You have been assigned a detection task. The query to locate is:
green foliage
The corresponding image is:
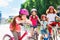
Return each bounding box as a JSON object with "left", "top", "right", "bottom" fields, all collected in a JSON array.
[
  {"left": 7, "top": 18, "right": 13, "bottom": 23},
  {"left": 21, "top": 0, "right": 60, "bottom": 17}
]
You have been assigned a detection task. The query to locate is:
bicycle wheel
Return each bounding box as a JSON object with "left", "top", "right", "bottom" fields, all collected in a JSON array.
[
  {"left": 33, "top": 32, "right": 39, "bottom": 40},
  {"left": 27, "top": 36, "right": 34, "bottom": 40},
  {"left": 49, "top": 37, "right": 53, "bottom": 40},
  {"left": 3, "top": 34, "right": 13, "bottom": 40}
]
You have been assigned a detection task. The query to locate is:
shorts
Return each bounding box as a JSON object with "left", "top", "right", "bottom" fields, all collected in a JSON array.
[
  {"left": 41, "top": 29, "right": 47, "bottom": 35},
  {"left": 49, "top": 22, "right": 60, "bottom": 27},
  {"left": 30, "top": 25, "right": 38, "bottom": 29}
]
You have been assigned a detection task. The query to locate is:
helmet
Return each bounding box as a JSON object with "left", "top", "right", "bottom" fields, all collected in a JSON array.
[
  {"left": 31, "top": 8, "right": 37, "bottom": 12},
  {"left": 41, "top": 14, "right": 46, "bottom": 19},
  {"left": 19, "top": 9, "right": 29, "bottom": 16},
  {"left": 49, "top": 6, "right": 54, "bottom": 10}
]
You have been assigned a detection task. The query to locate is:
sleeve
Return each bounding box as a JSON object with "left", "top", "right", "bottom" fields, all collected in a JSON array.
[
  {"left": 36, "top": 15, "right": 39, "bottom": 19},
  {"left": 29, "top": 15, "right": 32, "bottom": 20},
  {"left": 15, "top": 17, "right": 21, "bottom": 24}
]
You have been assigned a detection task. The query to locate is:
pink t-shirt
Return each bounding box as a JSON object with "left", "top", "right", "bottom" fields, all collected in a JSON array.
[
  {"left": 10, "top": 17, "right": 21, "bottom": 32},
  {"left": 29, "top": 15, "right": 38, "bottom": 26}
]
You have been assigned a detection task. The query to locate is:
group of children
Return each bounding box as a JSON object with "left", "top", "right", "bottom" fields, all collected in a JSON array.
[{"left": 10, "top": 6, "right": 60, "bottom": 40}]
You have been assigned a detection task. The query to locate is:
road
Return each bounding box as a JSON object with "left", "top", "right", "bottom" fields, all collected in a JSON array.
[
  {"left": 0, "top": 23, "right": 31, "bottom": 40},
  {"left": 0, "top": 23, "right": 60, "bottom": 40}
]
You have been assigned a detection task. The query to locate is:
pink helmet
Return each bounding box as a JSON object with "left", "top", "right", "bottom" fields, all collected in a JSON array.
[
  {"left": 19, "top": 9, "right": 29, "bottom": 16},
  {"left": 49, "top": 6, "right": 54, "bottom": 10}
]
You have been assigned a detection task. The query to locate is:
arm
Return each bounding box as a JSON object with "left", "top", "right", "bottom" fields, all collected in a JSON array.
[
  {"left": 26, "top": 20, "right": 32, "bottom": 25},
  {"left": 55, "top": 14, "right": 60, "bottom": 18},
  {"left": 46, "top": 17, "right": 49, "bottom": 22},
  {"left": 37, "top": 17, "right": 41, "bottom": 24},
  {"left": 46, "top": 14, "right": 49, "bottom": 22},
  {"left": 55, "top": 16, "right": 60, "bottom": 21},
  {"left": 16, "top": 19, "right": 26, "bottom": 24},
  {"left": 36, "top": 15, "right": 41, "bottom": 24}
]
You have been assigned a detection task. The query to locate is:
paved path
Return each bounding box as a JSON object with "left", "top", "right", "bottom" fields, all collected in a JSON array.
[
  {"left": 0, "top": 24, "right": 30, "bottom": 40},
  {"left": 0, "top": 24, "right": 60, "bottom": 40}
]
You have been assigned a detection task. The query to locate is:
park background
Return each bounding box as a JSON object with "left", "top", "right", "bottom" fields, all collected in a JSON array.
[
  {"left": 0, "top": 0, "right": 60, "bottom": 40},
  {"left": 0, "top": 0, "right": 60, "bottom": 23}
]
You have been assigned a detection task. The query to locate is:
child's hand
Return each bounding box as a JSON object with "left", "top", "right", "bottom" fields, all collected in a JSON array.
[{"left": 26, "top": 20, "right": 32, "bottom": 25}]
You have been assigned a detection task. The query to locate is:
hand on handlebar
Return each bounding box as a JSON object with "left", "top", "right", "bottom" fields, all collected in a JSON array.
[{"left": 25, "top": 20, "right": 32, "bottom": 26}]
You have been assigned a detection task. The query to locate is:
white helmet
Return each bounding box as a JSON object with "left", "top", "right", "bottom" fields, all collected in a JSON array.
[{"left": 31, "top": 8, "right": 37, "bottom": 12}]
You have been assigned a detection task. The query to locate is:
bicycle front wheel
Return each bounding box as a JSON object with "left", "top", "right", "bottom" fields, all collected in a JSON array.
[{"left": 3, "top": 34, "right": 13, "bottom": 40}]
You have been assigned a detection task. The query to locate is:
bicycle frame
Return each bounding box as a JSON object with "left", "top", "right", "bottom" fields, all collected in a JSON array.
[
  {"left": 3, "top": 31, "right": 27, "bottom": 40},
  {"left": 52, "top": 23, "right": 59, "bottom": 40}
]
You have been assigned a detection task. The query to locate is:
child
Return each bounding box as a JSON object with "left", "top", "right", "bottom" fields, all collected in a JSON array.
[
  {"left": 46, "top": 6, "right": 59, "bottom": 36},
  {"left": 29, "top": 8, "right": 40, "bottom": 37},
  {"left": 10, "top": 9, "right": 32, "bottom": 40},
  {"left": 40, "top": 14, "right": 49, "bottom": 40}
]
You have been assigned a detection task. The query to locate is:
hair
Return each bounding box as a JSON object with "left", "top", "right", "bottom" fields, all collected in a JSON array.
[
  {"left": 11, "top": 15, "right": 21, "bottom": 31},
  {"left": 48, "top": 9, "right": 55, "bottom": 14}
]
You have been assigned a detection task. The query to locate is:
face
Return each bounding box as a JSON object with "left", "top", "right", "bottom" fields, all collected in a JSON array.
[
  {"left": 21, "top": 15, "right": 27, "bottom": 20},
  {"left": 49, "top": 9, "right": 54, "bottom": 13},
  {"left": 32, "top": 11, "right": 36, "bottom": 16},
  {"left": 42, "top": 17, "right": 46, "bottom": 21}
]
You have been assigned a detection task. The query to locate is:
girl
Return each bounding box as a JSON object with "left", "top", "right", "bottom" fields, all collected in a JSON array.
[
  {"left": 40, "top": 14, "right": 49, "bottom": 40},
  {"left": 29, "top": 8, "right": 40, "bottom": 37},
  {"left": 46, "top": 6, "right": 59, "bottom": 36},
  {"left": 10, "top": 9, "right": 32, "bottom": 40}
]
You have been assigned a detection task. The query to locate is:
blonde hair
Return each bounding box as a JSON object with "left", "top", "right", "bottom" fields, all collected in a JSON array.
[{"left": 46, "top": 9, "right": 57, "bottom": 14}]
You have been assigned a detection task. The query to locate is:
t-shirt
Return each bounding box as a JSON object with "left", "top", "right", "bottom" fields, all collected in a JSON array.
[
  {"left": 29, "top": 15, "right": 38, "bottom": 26},
  {"left": 10, "top": 17, "right": 21, "bottom": 32},
  {"left": 47, "top": 13, "right": 57, "bottom": 24},
  {"left": 40, "top": 21, "right": 48, "bottom": 30}
]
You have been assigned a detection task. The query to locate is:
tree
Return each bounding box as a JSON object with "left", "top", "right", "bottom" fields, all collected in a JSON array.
[{"left": 21, "top": 0, "right": 60, "bottom": 17}]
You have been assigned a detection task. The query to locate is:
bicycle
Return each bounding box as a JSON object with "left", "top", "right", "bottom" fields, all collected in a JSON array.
[
  {"left": 28, "top": 27, "right": 39, "bottom": 40},
  {"left": 56, "top": 27, "right": 60, "bottom": 40},
  {"left": 2, "top": 22, "right": 31, "bottom": 40},
  {"left": 51, "top": 22, "right": 60, "bottom": 40},
  {"left": 3, "top": 29, "right": 27, "bottom": 40}
]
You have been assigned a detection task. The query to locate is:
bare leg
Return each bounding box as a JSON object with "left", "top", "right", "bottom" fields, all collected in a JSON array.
[
  {"left": 40, "top": 35, "right": 43, "bottom": 40},
  {"left": 35, "top": 28, "right": 39, "bottom": 34},
  {"left": 11, "top": 31, "right": 20, "bottom": 40},
  {"left": 30, "top": 27, "right": 34, "bottom": 37}
]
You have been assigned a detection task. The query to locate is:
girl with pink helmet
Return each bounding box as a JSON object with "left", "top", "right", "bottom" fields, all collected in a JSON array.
[{"left": 10, "top": 9, "right": 32, "bottom": 40}]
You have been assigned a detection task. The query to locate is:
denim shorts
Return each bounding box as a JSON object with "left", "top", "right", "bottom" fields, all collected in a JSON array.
[
  {"left": 30, "top": 25, "right": 37, "bottom": 29},
  {"left": 41, "top": 29, "right": 47, "bottom": 34}
]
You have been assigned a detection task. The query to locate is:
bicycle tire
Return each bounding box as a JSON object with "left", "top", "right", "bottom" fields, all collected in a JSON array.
[
  {"left": 3, "top": 34, "right": 13, "bottom": 40},
  {"left": 33, "top": 32, "right": 38, "bottom": 40}
]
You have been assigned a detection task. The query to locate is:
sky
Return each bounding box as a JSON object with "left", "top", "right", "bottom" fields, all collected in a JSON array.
[{"left": 0, "top": 0, "right": 26, "bottom": 18}]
